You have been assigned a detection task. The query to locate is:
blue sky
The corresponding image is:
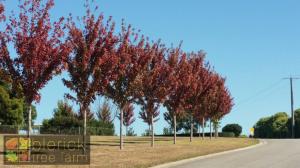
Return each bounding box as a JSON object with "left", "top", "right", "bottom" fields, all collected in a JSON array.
[{"left": 3, "top": 0, "right": 300, "bottom": 135}]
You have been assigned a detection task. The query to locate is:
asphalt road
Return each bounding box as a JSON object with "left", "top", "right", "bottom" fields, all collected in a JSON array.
[{"left": 172, "top": 139, "right": 300, "bottom": 168}]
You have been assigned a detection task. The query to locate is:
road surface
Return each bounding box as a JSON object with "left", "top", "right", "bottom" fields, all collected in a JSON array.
[{"left": 172, "top": 139, "right": 300, "bottom": 168}]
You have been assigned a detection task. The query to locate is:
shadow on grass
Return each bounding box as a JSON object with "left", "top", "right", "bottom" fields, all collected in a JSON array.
[
  {"left": 88, "top": 143, "right": 119, "bottom": 147},
  {"left": 89, "top": 139, "right": 174, "bottom": 147},
  {"left": 92, "top": 139, "right": 172, "bottom": 144},
  {"left": 92, "top": 140, "right": 146, "bottom": 144}
]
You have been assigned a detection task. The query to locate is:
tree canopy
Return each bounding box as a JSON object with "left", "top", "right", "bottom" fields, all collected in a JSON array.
[
  {"left": 254, "top": 112, "right": 290, "bottom": 138},
  {"left": 222, "top": 124, "right": 242, "bottom": 137},
  {"left": 0, "top": 1, "right": 234, "bottom": 150}
]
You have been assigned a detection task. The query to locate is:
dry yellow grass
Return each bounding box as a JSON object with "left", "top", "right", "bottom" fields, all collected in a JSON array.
[{"left": 0, "top": 135, "right": 258, "bottom": 168}]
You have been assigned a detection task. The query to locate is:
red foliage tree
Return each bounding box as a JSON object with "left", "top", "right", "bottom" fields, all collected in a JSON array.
[
  {"left": 139, "top": 106, "right": 159, "bottom": 131},
  {"left": 122, "top": 103, "right": 135, "bottom": 135},
  {"left": 105, "top": 22, "right": 147, "bottom": 149},
  {"left": 136, "top": 41, "right": 170, "bottom": 147},
  {"left": 206, "top": 76, "right": 234, "bottom": 138},
  {"left": 196, "top": 72, "right": 233, "bottom": 138},
  {"left": 184, "top": 51, "right": 216, "bottom": 142},
  {"left": 0, "top": 0, "right": 70, "bottom": 138},
  {"left": 63, "top": 3, "right": 118, "bottom": 139},
  {"left": 192, "top": 72, "right": 219, "bottom": 139},
  {"left": 164, "top": 47, "right": 193, "bottom": 144},
  {"left": 96, "top": 99, "right": 114, "bottom": 124},
  {"left": 0, "top": 2, "right": 5, "bottom": 22}
]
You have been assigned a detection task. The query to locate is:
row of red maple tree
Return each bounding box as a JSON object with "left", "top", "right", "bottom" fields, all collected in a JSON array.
[{"left": 0, "top": 0, "right": 233, "bottom": 149}]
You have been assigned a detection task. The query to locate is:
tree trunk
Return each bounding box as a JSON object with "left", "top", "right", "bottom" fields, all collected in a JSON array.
[
  {"left": 28, "top": 105, "right": 32, "bottom": 136},
  {"left": 120, "top": 107, "right": 124, "bottom": 150},
  {"left": 214, "top": 123, "right": 217, "bottom": 138},
  {"left": 125, "top": 126, "right": 128, "bottom": 136},
  {"left": 173, "top": 115, "right": 176, "bottom": 144},
  {"left": 210, "top": 119, "right": 212, "bottom": 140},
  {"left": 190, "top": 115, "right": 193, "bottom": 142},
  {"left": 28, "top": 104, "right": 32, "bottom": 161},
  {"left": 202, "top": 117, "right": 205, "bottom": 140},
  {"left": 214, "top": 120, "right": 218, "bottom": 139},
  {"left": 83, "top": 108, "right": 87, "bottom": 153},
  {"left": 151, "top": 115, "right": 154, "bottom": 147},
  {"left": 84, "top": 109, "right": 87, "bottom": 135},
  {"left": 198, "top": 124, "right": 201, "bottom": 137},
  {"left": 149, "top": 124, "right": 151, "bottom": 137}
]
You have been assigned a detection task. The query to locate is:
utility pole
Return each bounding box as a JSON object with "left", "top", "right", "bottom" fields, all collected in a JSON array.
[{"left": 283, "top": 77, "right": 300, "bottom": 138}]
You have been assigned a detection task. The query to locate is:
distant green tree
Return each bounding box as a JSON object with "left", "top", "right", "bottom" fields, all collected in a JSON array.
[
  {"left": 288, "top": 109, "right": 300, "bottom": 138},
  {"left": 295, "top": 109, "right": 300, "bottom": 138},
  {"left": 142, "top": 129, "right": 151, "bottom": 136},
  {"left": 126, "top": 127, "right": 136, "bottom": 136},
  {"left": 254, "top": 116, "right": 273, "bottom": 138},
  {"left": 0, "top": 86, "right": 23, "bottom": 126},
  {"left": 93, "top": 100, "right": 115, "bottom": 136},
  {"left": 41, "top": 100, "right": 115, "bottom": 135},
  {"left": 88, "top": 119, "right": 115, "bottom": 136},
  {"left": 41, "top": 100, "right": 81, "bottom": 134},
  {"left": 0, "top": 69, "right": 10, "bottom": 90},
  {"left": 163, "top": 127, "right": 173, "bottom": 135},
  {"left": 0, "top": 76, "right": 37, "bottom": 127},
  {"left": 222, "top": 123, "right": 242, "bottom": 137},
  {"left": 272, "top": 112, "right": 288, "bottom": 138},
  {"left": 96, "top": 100, "right": 114, "bottom": 124},
  {"left": 254, "top": 112, "right": 289, "bottom": 138}
]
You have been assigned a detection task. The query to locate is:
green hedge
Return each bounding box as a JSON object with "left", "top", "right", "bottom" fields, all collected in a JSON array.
[{"left": 220, "top": 132, "right": 235, "bottom": 137}]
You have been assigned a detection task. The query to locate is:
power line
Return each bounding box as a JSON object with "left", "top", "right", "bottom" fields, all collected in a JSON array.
[
  {"left": 233, "top": 79, "right": 284, "bottom": 110},
  {"left": 232, "top": 82, "right": 285, "bottom": 115}
]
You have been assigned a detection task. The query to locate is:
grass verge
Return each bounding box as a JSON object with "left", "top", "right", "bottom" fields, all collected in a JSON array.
[{"left": 0, "top": 135, "right": 258, "bottom": 168}]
